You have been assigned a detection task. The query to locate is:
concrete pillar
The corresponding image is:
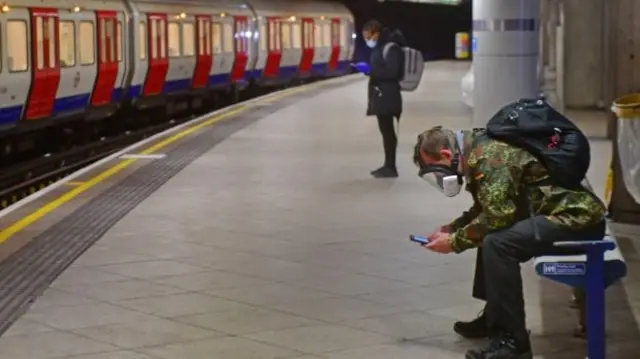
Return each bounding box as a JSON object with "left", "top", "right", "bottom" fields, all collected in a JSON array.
[{"left": 472, "top": 0, "right": 541, "bottom": 127}]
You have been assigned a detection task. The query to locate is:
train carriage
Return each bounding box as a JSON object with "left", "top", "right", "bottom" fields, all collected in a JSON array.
[{"left": 0, "top": 0, "right": 354, "bottom": 138}]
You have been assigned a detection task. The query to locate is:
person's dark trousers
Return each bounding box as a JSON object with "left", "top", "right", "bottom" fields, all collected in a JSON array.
[
  {"left": 481, "top": 215, "right": 606, "bottom": 344},
  {"left": 376, "top": 114, "right": 398, "bottom": 170}
]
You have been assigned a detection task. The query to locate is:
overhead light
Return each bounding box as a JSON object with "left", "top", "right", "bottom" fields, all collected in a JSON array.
[
  {"left": 1, "top": 4, "right": 10, "bottom": 13},
  {"left": 72, "top": 6, "right": 81, "bottom": 13},
  {"left": 179, "top": 12, "right": 186, "bottom": 19}
]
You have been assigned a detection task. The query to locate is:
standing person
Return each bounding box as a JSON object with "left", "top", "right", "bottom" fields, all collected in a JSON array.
[{"left": 358, "top": 19, "right": 407, "bottom": 178}]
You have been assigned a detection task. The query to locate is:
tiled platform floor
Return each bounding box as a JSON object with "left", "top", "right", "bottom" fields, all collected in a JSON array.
[{"left": 1, "top": 62, "right": 639, "bottom": 359}]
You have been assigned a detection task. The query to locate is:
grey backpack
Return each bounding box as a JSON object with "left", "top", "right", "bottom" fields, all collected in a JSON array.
[{"left": 383, "top": 42, "right": 424, "bottom": 92}]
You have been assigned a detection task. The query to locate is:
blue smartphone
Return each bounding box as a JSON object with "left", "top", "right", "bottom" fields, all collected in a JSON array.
[{"left": 410, "top": 235, "right": 430, "bottom": 245}]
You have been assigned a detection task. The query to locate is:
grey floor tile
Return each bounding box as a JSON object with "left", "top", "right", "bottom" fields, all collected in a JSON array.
[
  {"left": 61, "top": 279, "right": 187, "bottom": 302},
  {"left": 114, "top": 292, "right": 255, "bottom": 318},
  {"left": 71, "top": 247, "right": 156, "bottom": 267},
  {"left": 151, "top": 269, "right": 274, "bottom": 292},
  {"left": 175, "top": 306, "right": 320, "bottom": 335},
  {"left": 65, "top": 352, "right": 157, "bottom": 359},
  {"left": 139, "top": 336, "right": 302, "bottom": 359},
  {"left": 245, "top": 324, "right": 392, "bottom": 354},
  {"left": 23, "top": 302, "right": 156, "bottom": 330},
  {"left": 29, "top": 288, "right": 97, "bottom": 310},
  {"left": 322, "top": 343, "right": 463, "bottom": 359},
  {"left": 1, "top": 318, "right": 55, "bottom": 337},
  {"left": 0, "top": 331, "right": 117, "bottom": 359},
  {"left": 206, "top": 282, "right": 338, "bottom": 307},
  {"left": 97, "top": 260, "right": 205, "bottom": 279},
  {"left": 340, "top": 310, "right": 456, "bottom": 340},
  {"left": 269, "top": 296, "right": 406, "bottom": 323},
  {"left": 291, "top": 271, "right": 414, "bottom": 296},
  {"left": 50, "top": 267, "right": 131, "bottom": 288},
  {"left": 71, "top": 318, "right": 222, "bottom": 349},
  {"left": 357, "top": 286, "right": 474, "bottom": 312}
]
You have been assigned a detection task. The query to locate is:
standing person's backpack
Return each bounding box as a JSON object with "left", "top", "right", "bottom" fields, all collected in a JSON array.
[
  {"left": 383, "top": 43, "right": 423, "bottom": 92},
  {"left": 481, "top": 97, "right": 591, "bottom": 189}
]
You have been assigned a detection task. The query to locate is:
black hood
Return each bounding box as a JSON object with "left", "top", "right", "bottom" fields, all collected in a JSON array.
[{"left": 379, "top": 28, "right": 408, "bottom": 47}]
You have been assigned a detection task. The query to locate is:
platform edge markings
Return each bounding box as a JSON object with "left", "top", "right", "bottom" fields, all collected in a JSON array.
[
  {"left": 0, "top": 74, "right": 364, "bottom": 221},
  {"left": 0, "top": 76, "right": 363, "bottom": 244},
  {"left": 0, "top": 79, "right": 359, "bottom": 338}
]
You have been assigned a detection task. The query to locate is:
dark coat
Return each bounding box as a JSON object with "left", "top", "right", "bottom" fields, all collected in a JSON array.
[{"left": 366, "top": 28, "right": 407, "bottom": 118}]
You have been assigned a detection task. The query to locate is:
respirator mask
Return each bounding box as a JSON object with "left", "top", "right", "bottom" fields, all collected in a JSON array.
[{"left": 415, "top": 130, "right": 466, "bottom": 197}]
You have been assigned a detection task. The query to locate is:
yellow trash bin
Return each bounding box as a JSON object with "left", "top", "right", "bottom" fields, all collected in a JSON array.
[
  {"left": 455, "top": 32, "right": 469, "bottom": 60},
  {"left": 611, "top": 93, "right": 640, "bottom": 204}
]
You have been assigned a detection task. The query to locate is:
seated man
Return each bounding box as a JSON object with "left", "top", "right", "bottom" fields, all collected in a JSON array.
[{"left": 413, "top": 126, "right": 606, "bottom": 359}]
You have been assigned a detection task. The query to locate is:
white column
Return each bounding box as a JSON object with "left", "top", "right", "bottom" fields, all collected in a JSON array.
[{"left": 472, "top": 0, "right": 541, "bottom": 127}]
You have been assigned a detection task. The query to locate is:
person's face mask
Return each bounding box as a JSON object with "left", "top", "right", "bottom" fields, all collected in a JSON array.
[
  {"left": 363, "top": 30, "right": 378, "bottom": 49},
  {"left": 414, "top": 131, "right": 465, "bottom": 197},
  {"left": 365, "top": 39, "right": 377, "bottom": 49}
]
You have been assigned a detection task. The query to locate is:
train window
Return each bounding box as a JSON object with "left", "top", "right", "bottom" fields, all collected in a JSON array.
[
  {"left": 223, "top": 23, "right": 233, "bottom": 52},
  {"left": 99, "top": 19, "right": 106, "bottom": 63},
  {"left": 197, "top": 19, "right": 205, "bottom": 55},
  {"left": 35, "top": 17, "right": 44, "bottom": 70},
  {"left": 268, "top": 21, "right": 274, "bottom": 51},
  {"left": 168, "top": 22, "right": 180, "bottom": 57},
  {"left": 322, "top": 24, "right": 330, "bottom": 47},
  {"left": 212, "top": 22, "right": 222, "bottom": 54},
  {"left": 281, "top": 23, "right": 290, "bottom": 49},
  {"left": 340, "top": 21, "right": 348, "bottom": 47},
  {"left": 234, "top": 21, "right": 243, "bottom": 52},
  {"left": 150, "top": 20, "right": 157, "bottom": 59},
  {"left": 7, "top": 21, "right": 28, "bottom": 72},
  {"left": 260, "top": 23, "right": 266, "bottom": 51},
  {"left": 332, "top": 22, "right": 339, "bottom": 46},
  {"left": 182, "top": 22, "right": 195, "bottom": 57},
  {"left": 59, "top": 21, "right": 75, "bottom": 67},
  {"left": 159, "top": 19, "right": 167, "bottom": 58},
  {"left": 106, "top": 19, "right": 116, "bottom": 63},
  {"left": 116, "top": 21, "right": 122, "bottom": 62},
  {"left": 139, "top": 21, "right": 147, "bottom": 60},
  {"left": 292, "top": 23, "right": 301, "bottom": 49},
  {"left": 47, "top": 18, "right": 56, "bottom": 68},
  {"left": 79, "top": 21, "right": 95, "bottom": 65},
  {"left": 314, "top": 23, "right": 322, "bottom": 47}
]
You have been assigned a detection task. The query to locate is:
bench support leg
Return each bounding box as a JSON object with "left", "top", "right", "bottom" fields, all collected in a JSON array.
[{"left": 586, "top": 247, "right": 606, "bottom": 359}]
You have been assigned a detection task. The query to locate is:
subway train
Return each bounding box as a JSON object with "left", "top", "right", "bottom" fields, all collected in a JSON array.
[{"left": 0, "top": 0, "right": 355, "bottom": 142}]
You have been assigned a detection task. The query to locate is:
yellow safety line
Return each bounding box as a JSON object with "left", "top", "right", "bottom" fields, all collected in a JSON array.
[
  {"left": 0, "top": 83, "right": 315, "bottom": 244},
  {"left": 64, "top": 181, "right": 85, "bottom": 186}
]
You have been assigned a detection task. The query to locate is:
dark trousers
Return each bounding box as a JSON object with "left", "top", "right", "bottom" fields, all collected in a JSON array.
[
  {"left": 376, "top": 115, "right": 398, "bottom": 169},
  {"left": 471, "top": 215, "right": 606, "bottom": 340}
]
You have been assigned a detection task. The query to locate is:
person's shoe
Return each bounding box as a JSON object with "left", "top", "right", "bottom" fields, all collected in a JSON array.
[
  {"left": 370, "top": 166, "right": 386, "bottom": 175},
  {"left": 465, "top": 333, "right": 532, "bottom": 359},
  {"left": 454, "top": 311, "right": 491, "bottom": 339},
  {"left": 371, "top": 166, "right": 398, "bottom": 178}
]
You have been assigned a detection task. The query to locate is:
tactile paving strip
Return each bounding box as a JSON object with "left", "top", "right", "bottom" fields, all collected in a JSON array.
[{"left": 0, "top": 78, "right": 362, "bottom": 336}]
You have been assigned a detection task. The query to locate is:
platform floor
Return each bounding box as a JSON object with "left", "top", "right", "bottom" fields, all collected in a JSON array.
[{"left": 1, "top": 62, "right": 639, "bottom": 359}]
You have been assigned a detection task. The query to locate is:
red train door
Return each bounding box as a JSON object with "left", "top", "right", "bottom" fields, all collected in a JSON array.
[
  {"left": 193, "top": 16, "right": 212, "bottom": 88},
  {"left": 328, "top": 18, "right": 341, "bottom": 71},
  {"left": 263, "top": 17, "right": 281, "bottom": 77},
  {"left": 143, "top": 13, "right": 169, "bottom": 96},
  {"left": 231, "top": 16, "right": 248, "bottom": 82},
  {"left": 299, "top": 18, "right": 314, "bottom": 74},
  {"left": 25, "top": 8, "right": 61, "bottom": 120},
  {"left": 91, "top": 11, "right": 119, "bottom": 106}
]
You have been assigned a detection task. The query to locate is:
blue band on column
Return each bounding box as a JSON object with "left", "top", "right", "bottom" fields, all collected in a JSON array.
[{"left": 472, "top": 18, "right": 539, "bottom": 32}]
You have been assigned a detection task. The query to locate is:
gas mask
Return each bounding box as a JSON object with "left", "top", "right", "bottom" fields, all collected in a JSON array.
[{"left": 415, "top": 130, "right": 466, "bottom": 197}]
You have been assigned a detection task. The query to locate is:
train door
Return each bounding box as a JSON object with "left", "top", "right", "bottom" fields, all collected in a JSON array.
[
  {"left": 328, "top": 18, "right": 341, "bottom": 72},
  {"left": 263, "top": 17, "right": 281, "bottom": 78},
  {"left": 193, "top": 15, "right": 212, "bottom": 88},
  {"left": 231, "top": 16, "right": 248, "bottom": 82},
  {"left": 143, "top": 13, "right": 168, "bottom": 96},
  {"left": 0, "top": 9, "right": 32, "bottom": 126},
  {"left": 299, "top": 18, "right": 314, "bottom": 74},
  {"left": 91, "top": 11, "right": 118, "bottom": 106},
  {"left": 209, "top": 18, "right": 234, "bottom": 87},
  {"left": 25, "top": 8, "right": 61, "bottom": 120},
  {"left": 113, "top": 12, "right": 127, "bottom": 101},
  {"left": 55, "top": 8, "right": 97, "bottom": 115}
]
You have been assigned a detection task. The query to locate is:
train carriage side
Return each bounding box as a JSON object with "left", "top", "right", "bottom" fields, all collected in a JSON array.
[
  {"left": 249, "top": 1, "right": 292, "bottom": 87},
  {"left": 311, "top": 3, "right": 353, "bottom": 78}
]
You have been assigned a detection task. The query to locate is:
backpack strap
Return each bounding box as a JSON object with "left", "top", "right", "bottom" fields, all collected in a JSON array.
[{"left": 382, "top": 42, "right": 397, "bottom": 60}]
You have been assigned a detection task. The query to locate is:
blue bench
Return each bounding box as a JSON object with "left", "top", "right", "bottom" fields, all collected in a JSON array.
[{"left": 533, "top": 182, "right": 627, "bottom": 359}]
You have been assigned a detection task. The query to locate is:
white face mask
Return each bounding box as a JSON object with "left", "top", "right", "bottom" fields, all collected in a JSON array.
[{"left": 365, "top": 39, "right": 377, "bottom": 49}]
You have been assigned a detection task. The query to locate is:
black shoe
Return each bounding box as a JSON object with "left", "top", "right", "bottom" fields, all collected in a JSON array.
[
  {"left": 370, "top": 166, "right": 386, "bottom": 175},
  {"left": 465, "top": 333, "right": 532, "bottom": 359},
  {"left": 454, "top": 311, "right": 491, "bottom": 339},
  {"left": 371, "top": 166, "right": 398, "bottom": 178}
]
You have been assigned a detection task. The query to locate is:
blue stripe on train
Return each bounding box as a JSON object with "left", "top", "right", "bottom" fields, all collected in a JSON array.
[{"left": 0, "top": 61, "right": 354, "bottom": 126}]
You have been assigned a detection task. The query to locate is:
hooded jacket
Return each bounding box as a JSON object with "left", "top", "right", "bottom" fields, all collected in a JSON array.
[{"left": 366, "top": 28, "right": 408, "bottom": 117}]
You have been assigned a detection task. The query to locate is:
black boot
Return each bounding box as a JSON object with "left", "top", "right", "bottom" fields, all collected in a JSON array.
[
  {"left": 371, "top": 166, "right": 398, "bottom": 178},
  {"left": 454, "top": 311, "right": 491, "bottom": 339},
  {"left": 465, "top": 332, "right": 532, "bottom": 359}
]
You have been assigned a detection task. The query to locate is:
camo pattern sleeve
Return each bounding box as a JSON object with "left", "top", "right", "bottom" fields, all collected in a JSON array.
[
  {"left": 447, "top": 201, "right": 482, "bottom": 231},
  {"left": 448, "top": 143, "right": 523, "bottom": 253}
]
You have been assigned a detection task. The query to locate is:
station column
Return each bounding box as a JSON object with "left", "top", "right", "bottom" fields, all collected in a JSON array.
[{"left": 472, "top": 0, "right": 541, "bottom": 127}]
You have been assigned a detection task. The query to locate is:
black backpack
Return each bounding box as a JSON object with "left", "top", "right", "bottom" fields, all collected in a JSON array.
[{"left": 480, "top": 97, "right": 590, "bottom": 189}]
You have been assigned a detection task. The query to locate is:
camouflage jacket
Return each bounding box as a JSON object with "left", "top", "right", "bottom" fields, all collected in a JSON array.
[{"left": 447, "top": 130, "right": 606, "bottom": 253}]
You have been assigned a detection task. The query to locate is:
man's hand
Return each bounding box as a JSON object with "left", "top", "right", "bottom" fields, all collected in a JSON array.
[{"left": 425, "top": 232, "right": 454, "bottom": 254}]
